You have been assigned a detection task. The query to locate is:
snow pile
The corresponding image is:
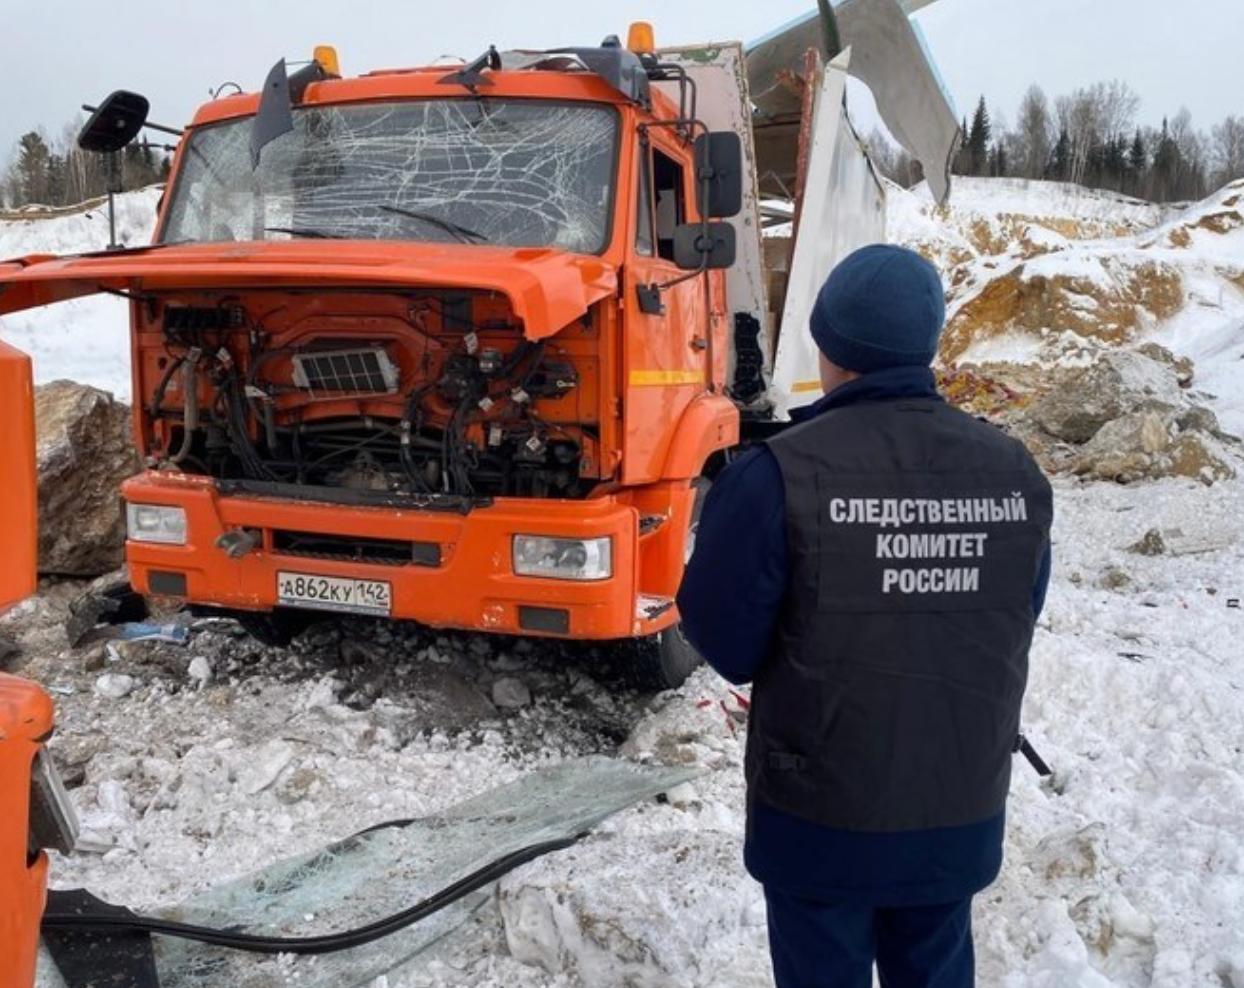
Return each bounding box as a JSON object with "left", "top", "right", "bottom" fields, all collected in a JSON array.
[
  {"left": 0, "top": 188, "right": 160, "bottom": 401},
  {"left": 2, "top": 177, "right": 1243, "bottom": 986},
  {"left": 888, "top": 177, "right": 1178, "bottom": 305},
  {"left": 889, "top": 177, "right": 1244, "bottom": 446}
]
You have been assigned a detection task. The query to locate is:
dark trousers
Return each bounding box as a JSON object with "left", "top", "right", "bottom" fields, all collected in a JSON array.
[{"left": 764, "top": 890, "right": 974, "bottom": 988}]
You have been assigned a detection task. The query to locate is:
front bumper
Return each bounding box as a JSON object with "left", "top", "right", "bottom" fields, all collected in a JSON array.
[{"left": 121, "top": 472, "right": 672, "bottom": 640}]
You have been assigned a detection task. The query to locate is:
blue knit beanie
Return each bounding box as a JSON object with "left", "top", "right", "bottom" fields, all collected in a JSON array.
[{"left": 809, "top": 244, "right": 945, "bottom": 372}]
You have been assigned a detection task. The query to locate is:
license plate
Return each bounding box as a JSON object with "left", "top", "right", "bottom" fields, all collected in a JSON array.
[{"left": 276, "top": 571, "right": 392, "bottom": 616}]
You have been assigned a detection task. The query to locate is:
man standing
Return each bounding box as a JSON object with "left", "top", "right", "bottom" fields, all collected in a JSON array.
[{"left": 677, "top": 244, "right": 1053, "bottom": 988}]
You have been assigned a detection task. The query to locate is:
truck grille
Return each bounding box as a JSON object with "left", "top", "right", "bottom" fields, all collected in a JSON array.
[{"left": 272, "top": 530, "right": 440, "bottom": 567}]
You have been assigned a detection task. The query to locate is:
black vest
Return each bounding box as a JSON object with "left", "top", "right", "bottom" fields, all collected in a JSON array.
[{"left": 750, "top": 397, "right": 1053, "bottom": 832}]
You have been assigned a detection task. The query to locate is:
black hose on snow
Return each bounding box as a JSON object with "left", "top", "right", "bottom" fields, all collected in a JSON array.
[{"left": 42, "top": 832, "right": 586, "bottom": 956}]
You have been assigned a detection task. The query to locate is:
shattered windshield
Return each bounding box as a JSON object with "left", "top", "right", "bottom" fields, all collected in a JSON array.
[
  {"left": 37, "top": 758, "right": 700, "bottom": 988},
  {"left": 161, "top": 99, "right": 619, "bottom": 253}
]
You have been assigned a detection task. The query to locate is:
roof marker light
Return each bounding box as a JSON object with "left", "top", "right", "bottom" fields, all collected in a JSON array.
[
  {"left": 626, "top": 22, "right": 656, "bottom": 55},
  {"left": 314, "top": 45, "right": 341, "bottom": 77}
]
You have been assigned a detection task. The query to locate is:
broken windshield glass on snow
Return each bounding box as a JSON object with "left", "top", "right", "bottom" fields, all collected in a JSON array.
[
  {"left": 37, "top": 756, "right": 700, "bottom": 988},
  {"left": 162, "top": 99, "right": 619, "bottom": 253}
]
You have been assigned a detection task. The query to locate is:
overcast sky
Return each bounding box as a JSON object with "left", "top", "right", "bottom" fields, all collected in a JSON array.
[{"left": 3, "top": 0, "right": 1240, "bottom": 160}]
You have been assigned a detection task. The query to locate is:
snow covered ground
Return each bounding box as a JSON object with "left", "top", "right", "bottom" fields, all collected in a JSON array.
[
  {"left": 3, "top": 179, "right": 1244, "bottom": 987},
  {"left": 0, "top": 189, "right": 160, "bottom": 401}
]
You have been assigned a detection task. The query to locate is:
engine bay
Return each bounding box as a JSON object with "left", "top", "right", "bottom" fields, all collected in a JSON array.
[{"left": 134, "top": 289, "right": 608, "bottom": 505}]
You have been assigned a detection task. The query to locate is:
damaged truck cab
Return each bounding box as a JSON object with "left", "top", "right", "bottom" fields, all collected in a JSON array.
[
  {"left": 0, "top": 7, "right": 959, "bottom": 686},
  {"left": 125, "top": 56, "right": 740, "bottom": 659}
]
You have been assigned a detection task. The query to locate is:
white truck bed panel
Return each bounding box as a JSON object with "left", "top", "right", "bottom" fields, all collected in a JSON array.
[{"left": 769, "top": 50, "right": 887, "bottom": 419}]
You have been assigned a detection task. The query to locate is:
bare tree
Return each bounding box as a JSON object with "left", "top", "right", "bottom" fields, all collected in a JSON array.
[
  {"left": 1170, "top": 107, "right": 1209, "bottom": 199},
  {"left": 1097, "top": 80, "right": 1141, "bottom": 141},
  {"left": 1054, "top": 81, "right": 1141, "bottom": 186},
  {"left": 1015, "top": 85, "right": 1053, "bottom": 179},
  {"left": 1211, "top": 115, "right": 1244, "bottom": 187}
]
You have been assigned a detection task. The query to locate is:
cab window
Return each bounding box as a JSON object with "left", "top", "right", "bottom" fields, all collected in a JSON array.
[
  {"left": 635, "top": 149, "right": 655, "bottom": 256},
  {"left": 651, "top": 147, "right": 686, "bottom": 262}
]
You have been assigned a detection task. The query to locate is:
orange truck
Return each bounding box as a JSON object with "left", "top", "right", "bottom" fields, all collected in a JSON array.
[{"left": 0, "top": 4, "right": 956, "bottom": 687}]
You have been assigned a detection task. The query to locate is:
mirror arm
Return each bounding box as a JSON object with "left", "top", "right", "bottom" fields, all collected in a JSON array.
[{"left": 82, "top": 105, "right": 183, "bottom": 138}]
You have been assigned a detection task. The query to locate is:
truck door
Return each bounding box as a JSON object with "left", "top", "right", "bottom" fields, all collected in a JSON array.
[{"left": 620, "top": 134, "right": 712, "bottom": 485}]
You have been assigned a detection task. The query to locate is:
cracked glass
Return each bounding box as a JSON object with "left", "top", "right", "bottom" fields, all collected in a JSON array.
[
  {"left": 162, "top": 99, "right": 620, "bottom": 254},
  {"left": 38, "top": 757, "right": 699, "bottom": 988}
]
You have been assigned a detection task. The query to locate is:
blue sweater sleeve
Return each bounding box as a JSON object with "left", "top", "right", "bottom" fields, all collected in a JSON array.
[{"left": 676, "top": 447, "right": 789, "bottom": 685}]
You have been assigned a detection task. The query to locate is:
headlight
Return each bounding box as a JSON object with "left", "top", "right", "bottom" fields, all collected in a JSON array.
[
  {"left": 513, "top": 535, "right": 612, "bottom": 581},
  {"left": 126, "top": 503, "right": 187, "bottom": 545}
]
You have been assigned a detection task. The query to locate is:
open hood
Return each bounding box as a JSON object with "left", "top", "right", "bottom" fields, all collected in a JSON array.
[{"left": 0, "top": 240, "right": 618, "bottom": 341}]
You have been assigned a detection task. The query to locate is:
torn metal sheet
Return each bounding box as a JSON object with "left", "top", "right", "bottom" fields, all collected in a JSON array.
[
  {"left": 37, "top": 757, "right": 700, "bottom": 988},
  {"left": 746, "top": 0, "right": 960, "bottom": 204},
  {"left": 769, "top": 51, "right": 886, "bottom": 418}
]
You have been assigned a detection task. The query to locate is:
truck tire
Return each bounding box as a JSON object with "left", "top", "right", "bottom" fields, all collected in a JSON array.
[{"left": 633, "top": 480, "right": 709, "bottom": 690}]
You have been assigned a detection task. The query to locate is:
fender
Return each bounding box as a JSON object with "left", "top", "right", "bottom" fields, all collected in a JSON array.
[{"left": 661, "top": 393, "right": 739, "bottom": 480}]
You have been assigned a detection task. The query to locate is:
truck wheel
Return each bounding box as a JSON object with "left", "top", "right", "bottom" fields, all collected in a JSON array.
[
  {"left": 634, "top": 479, "right": 709, "bottom": 690},
  {"left": 645, "top": 623, "right": 703, "bottom": 690}
]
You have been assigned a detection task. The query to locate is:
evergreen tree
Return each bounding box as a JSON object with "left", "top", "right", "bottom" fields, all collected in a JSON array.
[
  {"left": 1103, "top": 137, "right": 1128, "bottom": 192},
  {"left": 1048, "top": 128, "right": 1071, "bottom": 181},
  {"left": 989, "top": 142, "right": 1008, "bottom": 178},
  {"left": 45, "top": 154, "right": 67, "bottom": 205},
  {"left": 1151, "top": 118, "right": 1181, "bottom": 202},
  {"left": 16, "top": 131, "right": 52, "bottom": 205},
  {"left": 1128, "top": 129, "right": 1147, "bottom": 193},
  {"left": 967, "top": 97, "right": 992, "bottom": 176}
]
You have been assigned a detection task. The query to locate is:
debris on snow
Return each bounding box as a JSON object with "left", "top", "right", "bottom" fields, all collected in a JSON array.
[
  {"left": 187, "top": 655, "right": 213, "bottom": 690},
  {"left": 92, "top": 672, "right": 135, "bottom": 699}
]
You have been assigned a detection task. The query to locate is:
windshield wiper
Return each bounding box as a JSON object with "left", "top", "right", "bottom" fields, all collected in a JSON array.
[
  {"left": 378, "top": 204, "right": 488, "bottom": 244},
  {"left": 263, "top": 225, "right": 345, "bottom": 240}
]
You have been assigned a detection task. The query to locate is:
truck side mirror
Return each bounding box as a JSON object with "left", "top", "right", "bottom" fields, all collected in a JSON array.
[
  {"left": 694, "top": 131, "right": 743, "bottom": 219},
  {"left": 673, "top": 221, "right": 736, "bottom": 271},
  {"left": 78, "top": 91, "right": 150, "bottom": 153}
]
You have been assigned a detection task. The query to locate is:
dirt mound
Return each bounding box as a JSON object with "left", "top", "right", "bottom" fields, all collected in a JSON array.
[
  {"left": 941, "top": 259, "right": 1184, "bottom": 361},
  {"left": 889, "top": 179, "right": 1244, "bottom": 380}
]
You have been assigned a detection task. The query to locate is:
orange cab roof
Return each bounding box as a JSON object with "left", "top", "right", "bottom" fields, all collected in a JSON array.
[{"left": 190, "top": 65, "right": 681, "bottom": 130}]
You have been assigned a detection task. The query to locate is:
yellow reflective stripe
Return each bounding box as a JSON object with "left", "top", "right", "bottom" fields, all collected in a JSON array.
[
  {"left": 791, "top": 379, "right": 823, "bottom": 394},
  {"left": 629, "top": 369, "right": 705, "bottom": 386}
]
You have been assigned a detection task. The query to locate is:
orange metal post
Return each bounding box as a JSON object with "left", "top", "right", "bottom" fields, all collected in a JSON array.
[
  {"left": 0, "top": 339, "right": 47, "bottom": 988},
  {"left": 0, "top": 339, "right": 37, "bottom": 611}
]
